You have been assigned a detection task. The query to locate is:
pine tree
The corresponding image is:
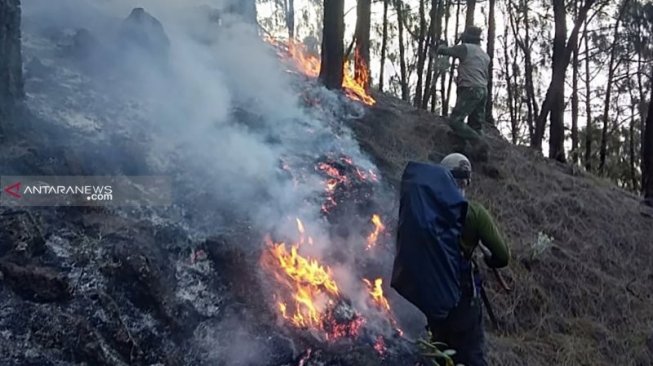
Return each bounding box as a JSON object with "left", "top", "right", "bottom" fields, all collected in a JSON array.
[{"left": 319, "top": 0, "right": 345, "bottom": 90}]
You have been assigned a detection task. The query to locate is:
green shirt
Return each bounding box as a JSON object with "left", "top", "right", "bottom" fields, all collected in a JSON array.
[{"left": 460, "top": 200, "right": 510, "bottom": 268}]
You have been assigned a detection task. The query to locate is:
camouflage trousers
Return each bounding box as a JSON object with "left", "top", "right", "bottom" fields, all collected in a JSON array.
[{"left": 448, "top": 86, "right": 488, "bottom": 141}]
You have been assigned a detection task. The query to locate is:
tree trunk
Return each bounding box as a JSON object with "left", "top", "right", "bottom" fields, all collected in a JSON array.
[
  {"left": 570, "top": 1, "right": 580, "bottom": 164},
  {"left": 439, "top": 0, "right": 451, "bottom": 113},
  {"left": 503, "top": 16, "right": 516, "bottom": 143},
  {"left": 584, "top": 19, "right": 593, "bottom": 172},
  {"left": 379, "top": 0, "right": 389, "bottom": 92},
  {"left": 599, "top": 0, "right": 628, "bottom": 175},
  {"left": 421, "top": 0, "right": 437, "bottom": 110},
  {"left": 445, "top": 0, "right": 462, "bottom": 114},
  {"left": 354, "top": 0, "right": 371, "bottom": 89},
  {"left": 0, "top": 0, "right": 24, "bottom": 121},
  {"left": 506, "top": 64, "right": 517, "bottom": 143},
  {"left": 319, "top": 0, "right": 345, "bottom": 90},
  {"left": 287, "top": 0, "right": 295, "bottom": 39},
  {"left": 396, "top": 0, "right": 409, "bottom": 101},
  {"left": 547, "top": 0, "right": 568, "bottom": 163},
  {"left": 521, "top": 0, "right": 538, "bottom": 145},
  {"left": 414, "top": 0, "right": 428, "bottom": 107},
  {"left": 534, "top": 0, "right": 597, "bottom": 158},
  {"left": 643, "top": 82, "right": 653, "bottom": 202},
  {"left": 485, "top": 0, "right": 496, "bottom": 124},
  {"left": 422, "top": 0, "right": 444, "bottom": 110},
  {"left": 465, "top": 0, "right": 476, "bottom": 27},
  {"left": 630, "top": 101, "right": 638, "bottom": 192}
]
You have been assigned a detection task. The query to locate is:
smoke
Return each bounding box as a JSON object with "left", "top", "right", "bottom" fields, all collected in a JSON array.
[{"left": 20, "top": 0, "right": 422, "bottom": 353}]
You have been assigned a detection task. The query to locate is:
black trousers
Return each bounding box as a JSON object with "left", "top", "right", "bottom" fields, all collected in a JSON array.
[{"left": 428, "top": 296, "right": 487, "bottom": 366}]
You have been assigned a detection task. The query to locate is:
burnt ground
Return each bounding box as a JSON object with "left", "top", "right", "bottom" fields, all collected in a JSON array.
[
  {"left": 351, "top": 92, "right": 653, "bottom": 365},
  {"left": 0, "top": 106, "right": 418, "bottom": 366}
]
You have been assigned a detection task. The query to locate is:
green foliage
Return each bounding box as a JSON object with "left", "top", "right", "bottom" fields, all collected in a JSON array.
[{"left": 417, "top": 337, "right": 460, "bottom": 366}]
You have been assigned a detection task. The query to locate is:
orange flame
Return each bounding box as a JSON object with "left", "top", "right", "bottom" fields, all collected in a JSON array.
[
  {"left": 363, "top": 278, "right": 391, "bottom": 311},
  {"left": 266, "top": 37, "right": 376, "bottom": 105},
  {"left": 366, "top": 214, "right": 385, "bottom": 249},
  {"left": 263, "top": 222, "right": 403, "bottom": 342},
  {"left": 345, "top": 49, "right": 375, "bottom": 105},
  {"left": 262, "top": 236, "right": 341, "bottom": 331},
  {"left": 270, "top": 242, "right": 339, "bottom": 296}
]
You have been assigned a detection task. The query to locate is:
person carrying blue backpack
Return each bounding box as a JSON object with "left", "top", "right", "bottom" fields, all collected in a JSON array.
[{"left": 391, "top": 153, "right": 510, "bottom": 366}]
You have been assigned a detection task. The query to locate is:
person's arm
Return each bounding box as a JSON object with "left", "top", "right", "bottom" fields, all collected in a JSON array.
[
  {"left": 436, "top": 44, "right": 467, "bottom": 59},
  {"left": 475, "top": 204, "right": 510, "bottom": 268}
]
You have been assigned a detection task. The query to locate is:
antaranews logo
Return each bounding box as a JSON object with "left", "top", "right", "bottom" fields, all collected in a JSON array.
[
  {"left": 3, "top": 182, "right": 22, "bottom": 199},
  {"left": 1, "top": 176, "right": 172, "bottom": 207}
]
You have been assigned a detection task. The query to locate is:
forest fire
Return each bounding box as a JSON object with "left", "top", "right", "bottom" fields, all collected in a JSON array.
[
  {"left": 315, "top": 155, "right": 379, "bottom": 216},
  {"left": 263, "top": 237, "right": 340, "bottom": 330},
  {"left": 266, "top": 37, "right": 376, "bottom": 105},
  {"left": 262, "top": 230, "right": 392, "bottom": 340},
  {"left": 261, "top": 213, "right": 397, "bottom": 342}
]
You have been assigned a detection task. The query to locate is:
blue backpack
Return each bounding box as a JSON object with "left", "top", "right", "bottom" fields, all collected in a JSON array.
[{"left": 390, "top": 162, "right": 469, "bottom": 320}]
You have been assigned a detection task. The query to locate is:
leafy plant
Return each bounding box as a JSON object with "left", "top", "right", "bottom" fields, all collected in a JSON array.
[{"left": 416, "top": 337, "right": 460, "bottom": 366}]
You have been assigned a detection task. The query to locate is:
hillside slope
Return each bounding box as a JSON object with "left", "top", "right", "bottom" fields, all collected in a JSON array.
[{"left": 351, "top": 92, "right": 653, "bottom": 365}]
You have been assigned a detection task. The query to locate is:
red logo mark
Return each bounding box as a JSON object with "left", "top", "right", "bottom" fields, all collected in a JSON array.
[{"left": 4, "top": 182, "right": 22, "bottom": 199}]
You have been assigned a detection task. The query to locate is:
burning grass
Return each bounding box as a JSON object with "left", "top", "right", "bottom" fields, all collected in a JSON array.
[{"left": 260, "top": 215, "right": 395, "bottom": 343}]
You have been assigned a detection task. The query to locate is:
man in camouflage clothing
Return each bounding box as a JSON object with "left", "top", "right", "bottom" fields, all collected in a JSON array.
[{"left": 436, "top": 26, "right": 491, "bottom": 141}]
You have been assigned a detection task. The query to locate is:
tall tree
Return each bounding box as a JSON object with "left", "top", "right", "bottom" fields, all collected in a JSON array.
[
  {"left": 583, "top": 19, "right": 593, "bottom": 171},
  {"left": 629, "top": 81, "right": 639, "bottom": 191},
  {"left": 521, "top": 0, "right": 538, "bottom": 143},
  {"left": 502, "top": 19, "right": 517, "bottom": 143},
  {"left": 547, "top": 0, "right": 570, "bottom": 162},
  {"left": 571, "top": 1, "right": 580, "bottom": 164},
  {"left": 0, "top": 0, "right": 24, "bottom": 122},
  {"left": 599, "top": 0, "right": 629, "bottom": 175},
  {"left": 444, "top": 0, "right": 462, "bottom": 114},
  {"left": 319, "top": 0, "right": 345, "bottom": 90},
  {"left": 643, "top": 81, "right": 653, "bottom": 203},
  {"left": 534, "top": 0, "right": 598, "bottom": 161},
  {"left": 465, "top": 0, "right": 476, "bottom": 27},
  {"left": 414, "top": 0, "right": 428, "bottom": 106},
  {"left": 354, "top": 0, "right": 372, "bottom": 89},
  {"left": 286, "top": 0, "right": 295, "bottom": 39},
  {"left": 486, "top": 0, "right": 496, "bottom": 124},
  {"left": 439, "top": 0, "right": 452, "bottom": 112},
  {"left": 379, "top": 0, "right": 389, "bottom": 92},
  {"left": 395, "top": 0, "right": 409, "bottom": 101},
  {"left": 423, "top": 0, "right": 445, "bottom": 110}
]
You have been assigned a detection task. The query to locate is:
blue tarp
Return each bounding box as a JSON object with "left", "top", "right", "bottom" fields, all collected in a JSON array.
[{"left": 390, "top": 161, "right": 468, "bottom": 320}]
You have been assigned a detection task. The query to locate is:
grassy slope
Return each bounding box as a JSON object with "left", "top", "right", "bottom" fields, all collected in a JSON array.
[{"left": 351, "top": 93, "right": 653, "bottom": 366}]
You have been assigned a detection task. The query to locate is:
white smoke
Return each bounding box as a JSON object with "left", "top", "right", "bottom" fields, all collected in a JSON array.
[{"left": 21, "top": 0, "right": 422, "bottom": 354}]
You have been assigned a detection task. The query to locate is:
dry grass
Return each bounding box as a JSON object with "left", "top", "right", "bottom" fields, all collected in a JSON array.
[{"left": 351, "top": 93, "right": 653, "bottom": 365}]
